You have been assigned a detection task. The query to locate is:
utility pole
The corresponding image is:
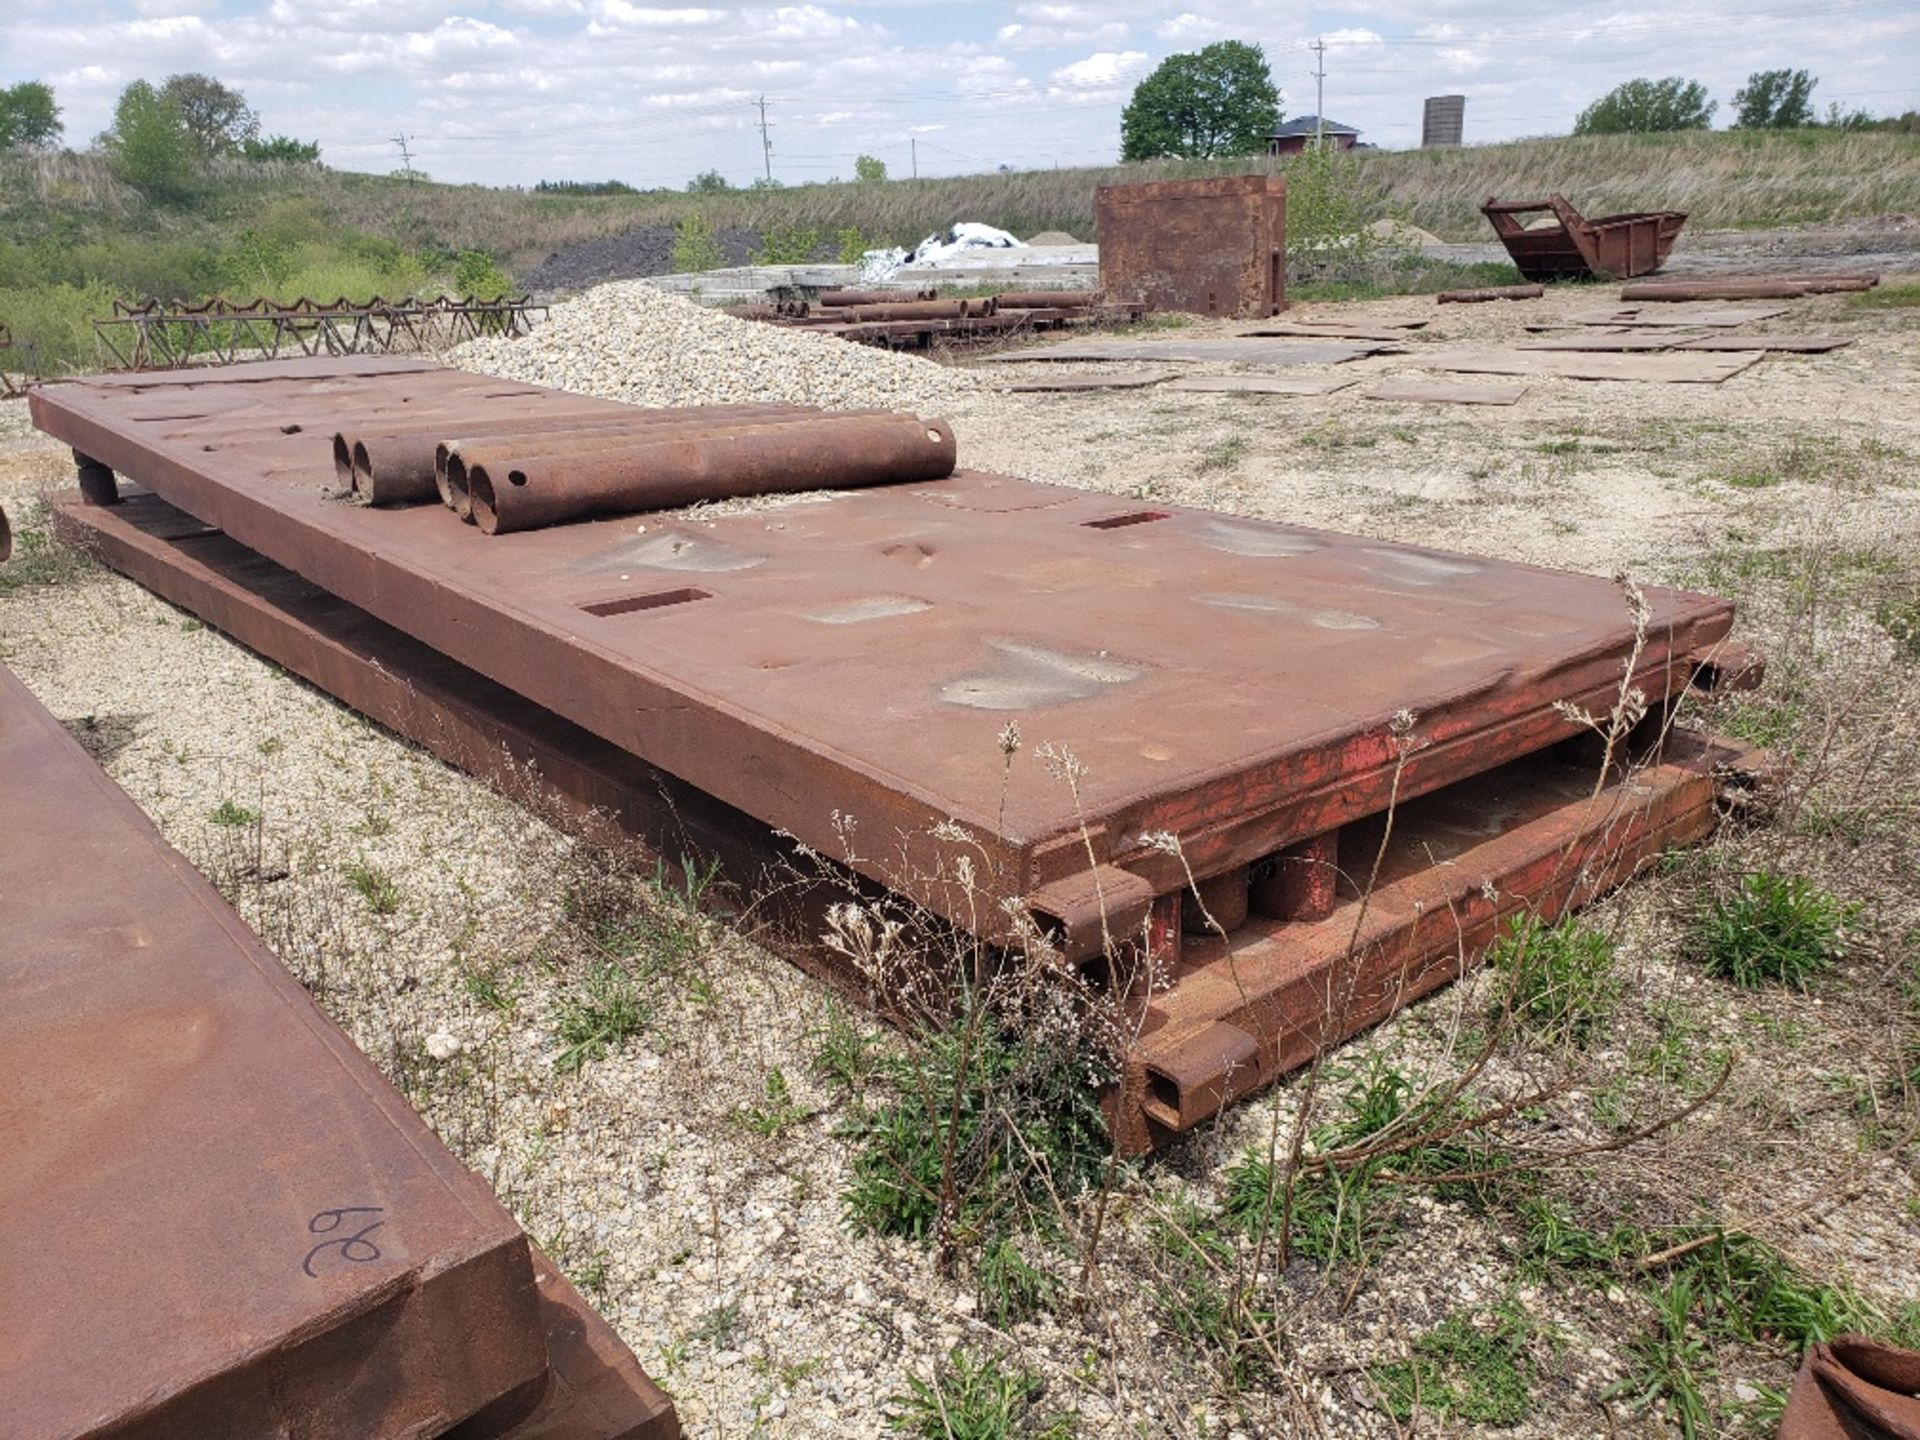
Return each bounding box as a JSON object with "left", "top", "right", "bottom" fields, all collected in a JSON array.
[
  {"left": 911, "top": 137, "right": 917, "bottom": 179},
  {"left": 390, "top": 132, "right": 416, "bottom": 185},
  {"left": 754, "top": 96, "right": 773, "bottom": 183},
  {"left": 1311, "top": 40, "right": 1327, "bottom": 148}
]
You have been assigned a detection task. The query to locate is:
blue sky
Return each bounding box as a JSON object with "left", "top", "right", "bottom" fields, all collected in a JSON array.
[{"left": 3, "top": 0, "right": 1915, "bottom": 187}]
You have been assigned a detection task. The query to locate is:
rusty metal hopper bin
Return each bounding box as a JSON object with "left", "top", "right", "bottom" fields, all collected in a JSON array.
[{"left": 1481, "top": 193, "right": 1687, "bottom": 281}]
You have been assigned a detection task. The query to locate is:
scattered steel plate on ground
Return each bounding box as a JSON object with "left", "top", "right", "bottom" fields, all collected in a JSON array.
[
  {"left": 1237, "top": 323, "right": 1424, "bottom": 342},
  {"left": 1673, "top": 335, "right": 1852, "bottom": 353},
  {"left": 1418, "top": 347, "right": 1762, "bottom": 384},
  {"left": 1360, "top": 380, "right": 1528, "bottom": 405},
  {"left": 1571, "top": 304, "right": 1791, "bottom": 329},
  {"left": 1002, "top": 370, "right": 1179, "bottom": 392},
  {"left": 1160, "top": 375, "right": 1356, "bottom": 396},
  {"left": 0, "top": 658, "right": 550, "bottom": 1439},
  {"left": 999, "top": 337, "right": 1391, "bottom": 365},
  {"left": 1517, "top": 332, "right": 1711, "bottom": 352}
]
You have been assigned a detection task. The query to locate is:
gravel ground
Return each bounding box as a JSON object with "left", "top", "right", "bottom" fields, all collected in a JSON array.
[
  {"left": 4, "top": 263, "right": 1919, "bottom": 1439},
  {"left": 454, "top": 281, "right": 977, "bottom": 413}
]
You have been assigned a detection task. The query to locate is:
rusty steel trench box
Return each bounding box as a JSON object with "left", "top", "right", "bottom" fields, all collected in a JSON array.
[{"left": 33, "top": 358, "right": 1767, "bottom": 1152}]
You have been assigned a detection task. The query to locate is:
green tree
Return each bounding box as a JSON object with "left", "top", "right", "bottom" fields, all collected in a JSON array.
[
  {"left": 241, "top": 134, "right": 321, "bottom": 164},
  {"left": 854, "top": 153, "right": 886, "bottom": 183},
  {"left": 686, "top": 169, "right": 730, "bottom": 194},
  {"left": 158, "top": 73, "right": 259, "bottom": 156},
  {"left": 1573, "top": 77, "right": 1716, "bottom": 135},
  {"left": 1733, "top": 69, "right": 1817, "bottom": 129},
  {"left": 0, "top": 81, "right": 63, "bottom": 150},
  {"left": 1120, "top": 40, "right": 1281, "bottom": 160},
  {"left": 100, "top": 81, "right": 198, "bottom": 201}
]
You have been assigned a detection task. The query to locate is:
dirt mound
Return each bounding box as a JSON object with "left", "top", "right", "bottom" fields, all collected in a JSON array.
[
  {"left": 520, "top": 224, "right": 762, "bottom": 294},
  {"left": 1368, "top": 218, "right": 1443, "bottom": 247},
  {"left": 1025, "top": 230, "right": 1081, "bottom": 246}
]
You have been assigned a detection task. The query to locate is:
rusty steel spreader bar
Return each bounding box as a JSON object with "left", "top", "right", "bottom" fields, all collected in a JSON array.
[{"left": 93, "top": 293, "right": 549, "bottom": 372}]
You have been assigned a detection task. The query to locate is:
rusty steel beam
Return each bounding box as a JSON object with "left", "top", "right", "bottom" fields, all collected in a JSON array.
[
  {"left": 1096, "top": 174, "right": 1286, "bottom": 318},
  {"left": 0, "top": 658, "right": 554, "bottom": 1438},
  {"left": 464, "top": 412, "right": 957, "bottom": 535},
  {"left": 29, "top": 359, "right": 1752, "bottom": 976}
]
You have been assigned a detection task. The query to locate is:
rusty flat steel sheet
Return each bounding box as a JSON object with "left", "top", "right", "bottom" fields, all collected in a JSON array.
[
  {"left": 1236, "top": 323, "right": 1424, "bottom": 342},
  {"left": 1672, "top": 335, "right": 1852, "bottom": 353},
  {"left": 1517, "top": 332, "right": 1710, "bottom": 352},
  {"left": 1571, "top": 304, "right": 1791, "bottom": 329},
  {"left": 1002, "top": 370, "right": 1180, "bottom": 392},
  {"left": 0, "top": 658, "right": 548, "bottom": 1439},
  {"left": 1361, "top": 380, "right": 1527, "bottom": 406},
  {"left": 1418, "top": 346, "right": 1762, "bottom": 384},
  {"left": 1161, "top": 374, "right": 1355, "bottom": 396},
  {"left": 999, "top": 337, "right": 1388, "bottom": 366},
  {"left": 31, "top": 359, "right": 1739, "bottom": 952}
]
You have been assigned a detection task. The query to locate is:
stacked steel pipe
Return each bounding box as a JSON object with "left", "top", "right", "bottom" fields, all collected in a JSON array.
[
  {"left": 1618, "top": 274, "right": 1879, "bottom": 301},
  {"left": 333, "top": 404, "right": 959, "bottom": 535}
]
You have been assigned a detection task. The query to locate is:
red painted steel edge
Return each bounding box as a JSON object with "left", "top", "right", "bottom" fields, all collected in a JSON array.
[{"left": 0, "top": 659, "right": 549, "bottom": 1439}]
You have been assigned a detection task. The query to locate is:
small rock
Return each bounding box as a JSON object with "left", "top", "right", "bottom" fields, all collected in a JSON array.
[{"left": 425, "top": 1031, "right": 463, "bottom": 1060}]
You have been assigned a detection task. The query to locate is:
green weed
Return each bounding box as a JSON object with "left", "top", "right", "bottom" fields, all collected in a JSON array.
[
  {"left": 1147, "top": 1198, "right": 1273, "bottom": 1387},
  {"left": 1609, "top": 1277, "right": 1716, "bottom": 1439},
  {"left": 732, "top": 1067, "right": 812, "bottom": 1138},
  {"left": 1198, "top": 435, "right": 1250, "bottom": 472},
  {"left": 1370, "top": 1303, "right": 1536, "bottom": 1425},
  {"left": 208, "top": 798, "right": 260, "bottom": 828},
  {"left": 840, "top": 1007, "right": 1109, "bottom": 1245},
  {"left": 1487, "top": 913, "right": 1623, "bottom": 1047},
  {"left": 551, "top": 960, "right": 650, "bottom": 1074},
  {"left": 976, "top": 1233, "right": 1059, "bottom": 1327},
  {"left": 889, "top": 1347, "right": 1075, "bottom": 1439},
  {"left": 808, "top": 999, "right": 884, "bottom": 1095},
  {"left": 1694, "top": 872, "right": 1854, "bottom": 988},
  {"left": 342, "top": 857, "right": 400, "bottom": 915}
]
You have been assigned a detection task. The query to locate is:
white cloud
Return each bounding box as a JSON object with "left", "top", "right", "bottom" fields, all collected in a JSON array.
[{"left": 1049, "top": 49, "right": 1149, "bottom": 90}]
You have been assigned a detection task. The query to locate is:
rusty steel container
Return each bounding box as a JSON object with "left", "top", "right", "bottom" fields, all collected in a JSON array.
[
  {"left": 1096, "top": 174, "right": 1286, "bottom": 317},
  {"left": 1481, "top": 194, "right": 1686, "bottom": 281}
]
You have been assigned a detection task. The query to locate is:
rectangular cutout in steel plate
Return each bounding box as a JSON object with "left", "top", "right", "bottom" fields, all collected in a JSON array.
[
  {"left": 1084, "top": 510, "right": 1170, "bottom": 530},
  {"left": 582, "top": 587, "right": 712, "bottom": 617}
]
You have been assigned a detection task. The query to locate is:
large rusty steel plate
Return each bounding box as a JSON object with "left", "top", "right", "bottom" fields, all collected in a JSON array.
[
  {"left": 31, "top": 359, "right": 1742, "bottom": 956},
  {"left": 0, "top": 658, "right": 549, "bottom": 1438}
]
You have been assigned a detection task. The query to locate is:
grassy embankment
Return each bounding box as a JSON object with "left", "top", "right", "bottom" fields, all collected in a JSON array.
[{"left": 3, "top": 129, "right": 1916, "bottom": 374}]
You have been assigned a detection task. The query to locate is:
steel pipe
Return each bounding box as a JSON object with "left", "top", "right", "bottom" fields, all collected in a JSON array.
[
  {"left": 434, "top": 408, "right": 853, "bottom": 517},
  {"left": 465, "top": 412, "right": 957, "bottom": 535},
  {"left": 1437, "top": 284, "right": 1544, "bottom": 304}
]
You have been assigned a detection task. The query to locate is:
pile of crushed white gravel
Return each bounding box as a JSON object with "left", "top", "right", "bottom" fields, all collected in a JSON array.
[{"left": 452, "top": 280, "right": 977, "bottom": 413}]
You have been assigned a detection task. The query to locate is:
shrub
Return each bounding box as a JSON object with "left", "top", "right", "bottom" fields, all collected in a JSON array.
[
  {"left": 1280, "top": 143, "right": 1397, "bottom": 286},
  {"left": 854, "top": 154, "right": 886, "bottom": 184},
  {"left": 1694, "top": 872, "right": 1853, "bottom": 988},
  {"left": 452, "top": 249, "right": 512, "bottom": 301},
  {"left": 752, "top": 222, "right": 821, "bottom": 265},
  {"left": 835, "top": 225, "right": 870, "bottom": 265},
  {"left": 671, "top": 211, "right": 722, "bottom": 274}
]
